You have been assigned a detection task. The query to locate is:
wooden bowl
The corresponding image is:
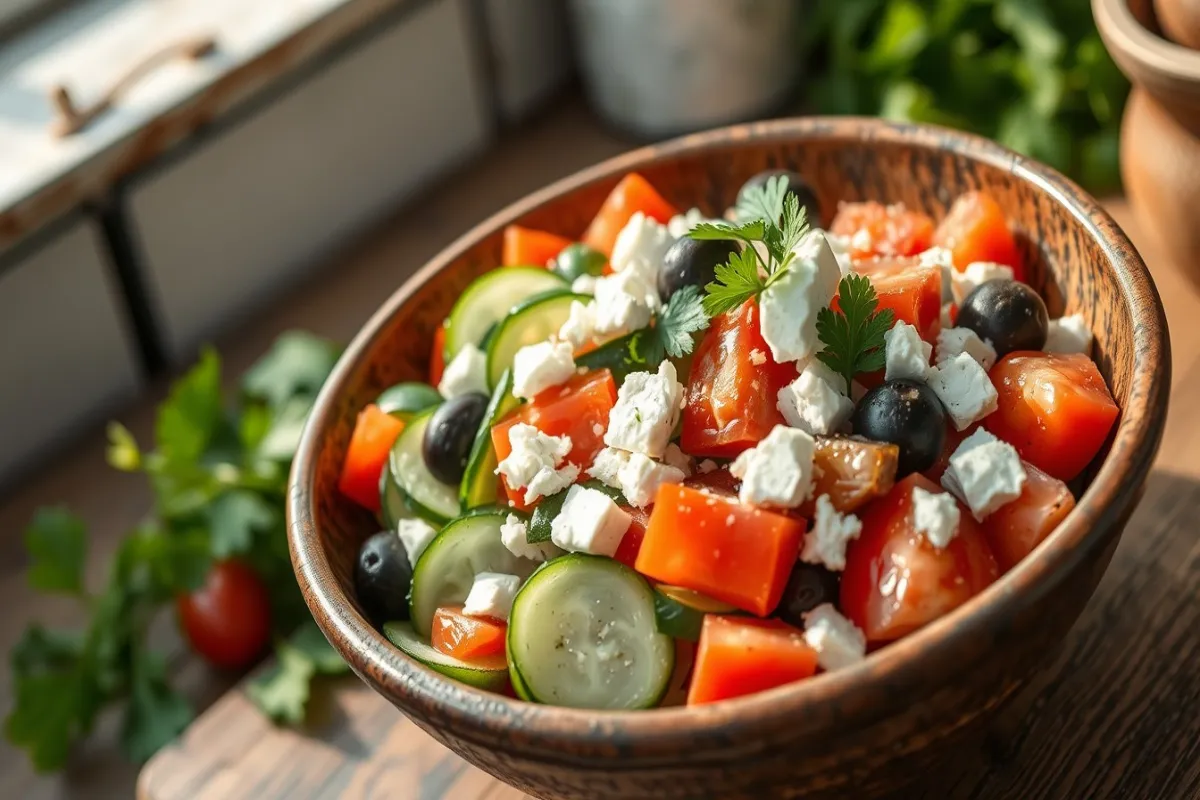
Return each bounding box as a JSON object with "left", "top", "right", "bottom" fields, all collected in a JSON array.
[{"left": 288, "top": 118, "right": 1170, "bottom": 799}]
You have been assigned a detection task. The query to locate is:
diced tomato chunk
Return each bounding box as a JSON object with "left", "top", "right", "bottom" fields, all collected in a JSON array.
[
  {"left": 844, "top": 257, "right": 943, "bottom": 342},
  {"left": 923, "top": 422, "right": 978, "bottom": 484},
  {"left": 985, "top": 352, "right": 1119, "bottom": 482},
  {"left": 583, "top": 173, "right": 677, "bottom": 256},
  {"left": 429, "top": 324, "right": 448, "bottom": 387},
  {"left": 680, "top": 300, "right": 796, "bottom": 457},
  {"left": 431, "top": 606, "right": 509, "bottom": 667},
  {"left": 830, "top": 201, "right": 935, "bottom": 260},
  {"left": 613, "top": 506, "right": 651, "bottom": 569},
  {"left": 636, "top": 484, "right": 804, "bottom": 616},
  {"left": 841, "top": 474, "right": 999, "bottom": 643},
  {"left": 338, "top": 405, "right": 405, "bottom": 512},
  {"left": 490, "top": 370, "right": 618, "bottom": 509},
  {"left": 933, "top": 192, "right": 1025, "bottom": 282},
  {"left": 982, "top": 462, "right": 1075, "bottom": 571},
  {"left": 502, "top": 225, "right": 572, "bottom": 268},
  {"left": 686, "top": 616, "right": 818, "bottom": 705}
]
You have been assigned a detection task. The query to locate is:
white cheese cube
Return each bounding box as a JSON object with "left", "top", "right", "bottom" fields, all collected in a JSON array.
[
  {"left": 911, "top": 486, "right": 961, "bottom": 550},
  {"left": 663, "top": 443, "right": 694, "bottom": 476},
  {"left": 1045, "top": 313, "right": 1093, "bottom": 355},
  {"left": 800, "top": 494, "right": 863, "bottom": 571},
  {"left": 610, "top": 211, "right": 674, "bottom": 285},
  {"left": 592, "top": 270, "right": 657, "bottom": 338},
  {"left": 667, "top": 207, "right": 712, "bottom": 239},
  {"left": 513, "top": 340, "right": 576, "bottom": 400},
  {"left": 437, "top": 343, "right": 489, "bottom": 399},
  {"left": 397, "top": 518, "right": 438, "bottom": 567},
  {"left": 941, "top": 428, "right": 1027, "bottom": 520},
  {"left": 919, "top": 247, "right": 956, "bottom": 304},
  {"left": 571, "top": 275, "right": 598, "bottom": 295},
  {"left": 462, "top": 572, "right": 522, "bottom": 621},
  {"left": 927, "top": 352, "right": 998, "bottom": 430},
  {"left": 823, "top": 231, "right": 855, "bottom": 276},
  {"left": 500, "top": 513, "right": 562, "bottom": 561},
  {"left": 604, "top": 361, "right": 684, "bottom": 458},
  {"left": 698, "top": 459, "right": 718, "bottom": 474},
  {"left": 884, "top": 321, "right": 933, "bottom": 383},
  {"left": 940, "top": 302, "right": 955, "bottom": 330},
  {"left": 730, "top": 425, "right": 816, "bottom": 508},
  {"left": 952, "top": 261, "right": 1014, "bottom": 305},
  {"left": 803, "top": 603, "right": 867, "bottom": 671},
  {"left": 586, "top": 446, "right": 686, "bottom": 508},
  {"left": 777, "top": 362, "right": 854, "bottom": 435},
  {"left": 558, "top": 300, "right": 597, "bottom": 349},
  {"left": 936, "top": 326, "right": 997, "bottom": 371},
  {"left": 759, "top": 230, "right": 842, "bottom": 363},
  {"left": 749, "top": 348, "right": 767, "bottom": 366},
  {"left": 495, "top": 423, "right": 580, "bottom": 504},
  {"left": 550, "top": 485, "right": 631, "bottom": 557}
]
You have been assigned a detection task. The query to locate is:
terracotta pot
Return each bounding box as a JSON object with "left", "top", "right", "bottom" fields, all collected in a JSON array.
[
  {"left": 288, "top": 118, "right": 1169, "bottom": 800},
  {"left": 1154, "top": 0, "right": 1200, "bottom": 49},
  {"left": 1095, "top": 0, "right": 1200, "bottom": 283}
]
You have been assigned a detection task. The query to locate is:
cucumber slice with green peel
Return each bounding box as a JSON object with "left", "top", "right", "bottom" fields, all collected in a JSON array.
[
  {"left": 387, "top": 410, "right": 458, "bottom": 525},
  {"left": 652, "top": 591, "right": 705, "bottom": 642},
  {"left": 445, "top": 268, "right": 566, "bottom": 360},
  {"left": 379, "top": 466, "right": 411, "bottom": 530},
  {"left": 376, "top": 382, "right": 442, "bottom": 420},
  {"left": 508, "top": 656, "right": 536, "bottom": 702},
  {"left": 383, "top": 620, "right": 509, "bottom": 692},
  {"left": 409, "top": 512, "right": 538, "bottom": 637},
  {"left": 506, "top": 555, "right": 674, "bottom": 709},
  {"left": 526, "top": 480, "right": 627, "bottom": 544},
  {"left": 485, "top": 292, "right": 591, "bottom": 387},
  {"left": 459, "top": 369, "right": 523, "bottom": 510}
]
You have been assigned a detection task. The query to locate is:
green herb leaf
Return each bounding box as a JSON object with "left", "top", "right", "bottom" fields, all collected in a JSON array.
[
  {"left": 155, "top": 348, "right": 222, "bottom": 466},
  {"left": 208, "top": 490, "right": 277, "bottom": 558},
  {"left": 816, "top": 273, "right": 895, "bottom": 392},
  {"left": 287, "top": 619, "right": 348, "bottom": 675},
  {"left": 5, "top": 670, "right": 95, "bottom": 772},
  {"left": 106, "top": 422, "right": 141, "bottom": 472},
  {"left": 24, "top": 509, "right": 88, "bottom": 596},
  {"left": 652, "top": 285, "right": 710, "bottom": 361},
  {"left": 242, "top": 331, "right": 340, "bottom": 410},
  {"left": 253, "top": 397, "right": 315, "bottom": 462},
  {"left": 762, "top": 192, "right": 809, "bottom": 269},
  {"left": 689, "top": 220, "right": 766, "bottom": 245},
  {"left": 734, "top": 174, "right": 788, "bottom": 226},
  {"left": 247, "top": 641, "right": 316, "bottom": 726},
  {"left": 703, "top": 249, "right": 764, "bottom": 317},
  {"left": 120, "top": 652, "right": 192, "bottom": 763}
]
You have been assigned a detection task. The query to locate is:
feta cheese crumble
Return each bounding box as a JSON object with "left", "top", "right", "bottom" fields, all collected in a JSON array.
[
  {"left": 604, "top": 361, "right": 684, "bottom": 458},
  {"left": 397, "top": 518, "right": 438, "bottom": 567},
  {"left": 610, "top": 211, "right": 674, "bottom": 285},
  {"left": 462, "top": 572, "right": 521, "bottom": 621},
  {"left": 550, "top": 484, "right": 632, "bottom": 557},
  {"left": 919, "top": 246, "right": 956, "bottom": 303},
  {"left": 822, "top": 230, "right": 855, "bottom": 276},
  {"left": 941, "top": 428, "right": 1027, "bottom": 520},
  {"left": 698, "top": 459, "right": 718, "bottom": 474},
  {"left": 667, "top": 207, "right": 712, "bottom": 239},
  {"left": 730, "top": 425, "right": 816, "bottom": 508},
  {"left": 437, "top": 343, "right": 489, "bottom": 399},
  {"left": 800, "top": 494, "right": 863, "bottom": 571},
  {"left": 749, "top": 348, "right": 767, "bottom": 366},
  {"left": 592, "top": 269, "right": 658, "bottom": 337},
  {"left": 513, "top": 340, "right": 576, "bottom": 400},
  {"left": 911, "top": 486, "right": 961, "bottom": 549},
  {"left": 587, "top": 446, "right": 686, "bottom": 508},
  {"left": 663, "top": 443, "right": 694, "bottom": 476},
  {"left": 1045, "top": 313, "right": 1093, "bottom": 354},
  {"left": 759, "top": 230, "right": 842, "bottom": 363},
  {"left": 952, "top": 261, "right": 1014, "bottom": 304},
  {"left": 940, "top": 302, "right": 955, "bottom": 330},
  {"left": 884, "top": 321, "right": 933, "bottom": 383},
  {"left": 558, "top": 300, "right": 596, "bottom": 349},
  {"left": 777, "top": 360, "right": 854, "bottom": 435},
  {"left": 495, "top": 423, "right": 580, "bottom": 504},
  {"left": 571, "top": 275, "right": 598, "bottom": 295},
  {"left": 936, "top": 326, "right": 997, "bottom": 371},
  {"left": 803, "top": 603, "right": 867, "bottom": 671},
  {"left": 927, "top": 352, "right": 998, "bottom": 430},
  {"left": 500, "top": 513, "right": 562, "bottom": 561}
]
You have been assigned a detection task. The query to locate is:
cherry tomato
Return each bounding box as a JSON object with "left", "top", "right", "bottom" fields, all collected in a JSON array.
[
  {"left": 933, "top": 191, "right": 1025, "bottom": 281},
  {"left": 178, "top": 560, "right": 272, "bottom": 670},
  {"left": 613, "top": 505, "right": 651, "bottom": 569},
  {"left": 830, "top": 201, "right": 935, "bottom": 260},
  {"left": 841, "top": 474, "right": 999, "bottom": 644}
]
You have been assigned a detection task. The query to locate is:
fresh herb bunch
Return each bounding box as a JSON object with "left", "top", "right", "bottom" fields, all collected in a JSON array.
[
  {"left": 816, "top": 274, "right": 896, "bottom": 392},
  {"left": 632, "top": 284, "right": 712, "bottom": 366},
  {"left": 804, "top": 0, "right": 1127, "bottom": 191},
  {"left": 6, "top": 331, "right": 349, "bottom": 772}
]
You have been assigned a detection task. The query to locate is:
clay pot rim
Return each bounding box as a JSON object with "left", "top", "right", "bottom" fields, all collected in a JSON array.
[{"left": 1094, "top": 0, "right": 1200, "bottom": 90}]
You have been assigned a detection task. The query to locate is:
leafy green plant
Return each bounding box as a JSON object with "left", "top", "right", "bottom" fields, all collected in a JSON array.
[
  {"left": 5, "top": 331, "right": 350, "bottom": 772},
  {"left": 804, "top": 0, "right": 1127, "bottom": 192}
]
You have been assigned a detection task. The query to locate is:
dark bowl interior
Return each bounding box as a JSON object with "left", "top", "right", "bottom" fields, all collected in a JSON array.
[{"left": 289, "top": 118, "right": 1169, "bottom": 799}]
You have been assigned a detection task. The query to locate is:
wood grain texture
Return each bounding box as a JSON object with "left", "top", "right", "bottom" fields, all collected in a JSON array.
[{"left": 287, "top": 118, "right": 1170, "bottom": 799}]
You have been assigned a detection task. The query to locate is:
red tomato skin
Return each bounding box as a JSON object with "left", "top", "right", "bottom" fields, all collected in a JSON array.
[
  {"left": 845, "top": 257, "right": 944, "bottom": 342},
  {"left": 830, "top": 201, "right": 936, "bottom": 260},
  {"left": 934, "top": 192, "right": 1025, "bottom": 282},
  {"left": 583, "top": 173, "right": 677, "bottom": 256},
  {"left": 177, "top": 561, "right": 272, "bottom": 670},
  {"left": 841, "top": 475, "right": 999, "bottom": 644},
  {"left": 613, "top": 506, "right": 651, "bottom": 569},
  {"left": 429, "top": 324, "right": 448, "bottom": 387},
  {"left": 338, "top": 405, "right": 405, "bottom": 512},
  {"left": 430, "top": 606, "right": 509, "bottom": 665},
  {"left": 984, "top": 352, "right": 1120, "bottom": 482},
  {"left": 982, "top": 462, "right": 1075, "bottom": 572},
  {"left": 502, "top": 225, "right": 572, "bottom": 268},
  {"left": 923, "top": 422, "right": 979, "bottom": 484},
  {"left": 680, "top": 300, "right": 795, "bottom": 458},
  {"left": 686, "top": 616, "right": 819, "bottom": 705}
]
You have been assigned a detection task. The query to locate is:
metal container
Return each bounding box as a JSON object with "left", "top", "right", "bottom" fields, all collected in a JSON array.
[{"left": 566, "top": 0, "right": 804, "bottom": 139}]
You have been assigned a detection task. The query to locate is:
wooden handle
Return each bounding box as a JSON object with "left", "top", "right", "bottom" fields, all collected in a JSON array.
[{"left": 49, "top": 35, "right": 217, "bottom": 137}]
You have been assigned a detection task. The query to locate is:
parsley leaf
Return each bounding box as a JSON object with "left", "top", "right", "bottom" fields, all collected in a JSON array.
[
  {"left": 242, "top": 331, "right": 341, "bottom": 411},
  {"left": 654, "top": 285, "right": 710, "bottom": 360},
  {"left": 689, "top": 220, "right": 767, "bottom": 245},
  {"left": 247, "top": 640, "right": 315, "bottom": 725},
  {"left": 703, "top": 249, "right": 764, "bottom": 317},
  {"left": 735, "top": 174, "right": 788, "bottom": 225},
  {"left": 120, "top": 651, "right": 192, "bottom": 763},
  {"left": 208, "top": 490, "right": 277, "bottom": 558},
  {"left": 155, "top": 348, "right": 222, "bottom": 466},
  {"left": 815, "top": 273, "right": 896, "bottom": 392},
  {"left": 24, "top": 509, "right": 88, "bottom": 596}
]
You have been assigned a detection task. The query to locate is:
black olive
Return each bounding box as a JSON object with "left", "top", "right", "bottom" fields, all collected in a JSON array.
[
  {"left": 657, "top": 237, "right": 739, "bottom": 301},
  {"left": 737, "top": 169, "right": 821, "bottom": 222},
  {"left": 422, "top": 393, "right": 489, "bottom": 485},
  {"left": 852, "top": 380, "right": 946, "bottom": 476},
  {"left": 775, "top": 563, "right": 841, "bottom": 627},
  {"left": 956, "top": 279, "right": 1048, "bottom": 357},
  {"left": 553, "top": 243, "right": 607, "bottom": 283},
  {"left": 355, "top": 530, "right": 413, "bottom": 625}
]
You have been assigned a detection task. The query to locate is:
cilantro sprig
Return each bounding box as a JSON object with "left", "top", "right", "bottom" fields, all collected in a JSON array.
[
  {"left": 689, "top": 175, "right": 810, "bottom": 317},
  {"left": 815, "top": 273, "right": 895, "bottom": 392}
]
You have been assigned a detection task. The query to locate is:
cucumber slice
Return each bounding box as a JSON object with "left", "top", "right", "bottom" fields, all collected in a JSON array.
[
  {"left": 485, "top": 292, "right": 590, "bottom": 387},
  {"left": 526, "top": 480, "right": 627, "bottom": 544},
  {"left": 459, "top": 369, "right": 522, "bottom": 510},
  {"left": 652, "top": 591, "right": 705, "bottom": 642},
  {"left": 409, "top": 512, "right": 538, "bottom": 636},
  {"left": 446, "top": 268, "right": 566, "bottom": 360},
  {"left": 376, "top": 382, "right": 441, "bottom": 420},
  {"left": 379, "top": 466, "right": 410, "bottom": 530},
  {"left": 383, "top": 620, "right": 509, "bottom": 692},
  {"left": 507, "top": 555, "right": 674, "bottom": 709},
  {"left": 574, "top": 331, "right": 653, "bottom": 384},
  {"left": 387, "top": 410, "right": 458, "bottom": 525},
  {"left": 657, "top": 585, "right": 739, "bottom": 614}
]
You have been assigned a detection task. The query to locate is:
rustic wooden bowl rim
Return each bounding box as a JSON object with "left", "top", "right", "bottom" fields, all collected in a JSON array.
[
  {"left": 1093, "top": 0, "right": 1200, "bottom": 86},
  {"left": 289, "top": 116, "right": 1168, "bottom": 756}
]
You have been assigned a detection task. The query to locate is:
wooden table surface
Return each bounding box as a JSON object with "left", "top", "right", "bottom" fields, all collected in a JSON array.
[{"left": 5, "top": 102, "right": 1200, "bottom": 800}]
